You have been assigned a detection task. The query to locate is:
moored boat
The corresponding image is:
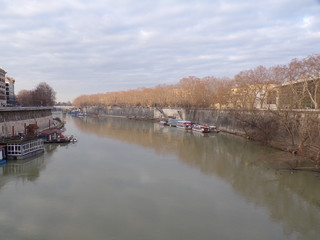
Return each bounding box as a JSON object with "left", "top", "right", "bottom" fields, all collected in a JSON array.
[
  {"left": 168, "top": 118, "right": 179, "bottom": 127},
  {"left": 0, "top": 145, "right": 6, "bottom": 160},
  {"left": 39, "top": 129, "right": 75, "bottom": 143},
  {"left": 0, "top": 145, "right": 6, "bottom": 164},
  {"left": 192, "top": 124, "right": 211, "bottom": 133},
  {"left": 209, "top": 125, "right": 220, "bottom": 133},
  {"left": 0, "top": 124, "right": 45, "bottom": 160},
  {"left": 3, "top": 138, "right": 44, "bottom": 160},
  {"left": 176, "top": 121, "right": 193, "bottom": 130},
  {"left": 159, "top": 119, "right": 169, "bottom": 126}
]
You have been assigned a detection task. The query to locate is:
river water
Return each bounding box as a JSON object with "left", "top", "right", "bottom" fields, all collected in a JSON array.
[{"left": 0, "top": 114, "right": 319, "bottom": 240}]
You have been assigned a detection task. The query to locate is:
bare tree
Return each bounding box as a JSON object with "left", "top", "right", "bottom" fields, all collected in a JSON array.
[
  {"left": 16, "top": 82, "right": 56, "bottom": 106},
  {"left": 235, "top": 110, "right": 279, "bottom": 144},
  {"left": 279, "top": 55, "right": 320, "bottom": 109},
  {"left": 33, "top": 82, "right": 56, "bottom": 106},
  {"left": 72, "top": 55, "right": 319, "bottom": 112},
  {"left": 301, "top": 55, "right": 320, "bottom": 109},
  {"left": 16, "top": 90, "right": 33, "bottom": 106}
]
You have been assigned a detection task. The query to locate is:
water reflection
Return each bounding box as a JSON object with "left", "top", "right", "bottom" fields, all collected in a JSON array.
[
  {"left": 73, "top": 116, "right": 320, "bottom": 240},
  {"left": 0, "top": 144, "right": 60, "bottom": 189}
]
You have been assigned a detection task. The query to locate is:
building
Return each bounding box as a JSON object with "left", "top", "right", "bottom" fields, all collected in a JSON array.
[
  {"left": 5, "top": 77, "right": 15, "bottom": 106},
  {"left": 276, "top": 77, "right": 320, "bottom": 109},
  {"left": 253, "top": 83, "right": 278, "bottom": 110},
  {"left": 227, "top": 83, "right": 277, "bottom": 110},
  {"left": 0, "top": 68, "right": 6, "bottom": 107}
]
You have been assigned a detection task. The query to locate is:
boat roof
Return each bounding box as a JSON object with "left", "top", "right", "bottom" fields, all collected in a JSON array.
[
  {"left": 1, "top": 137, "right": 41, "bottom": 144},
  {"left": 41, "top": 129, "right": 64, "bottom": 135}
]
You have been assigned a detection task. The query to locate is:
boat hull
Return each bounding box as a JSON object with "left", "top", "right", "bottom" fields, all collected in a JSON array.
[
  {"left": 192, "top": 124, "right": 211, "bottom": 133},
  {"left": 176, "top": 125, "right": 192, "bottom": 130},
  {"left": 192, "top": 128, "right": 211, "bottom": 133},
  {"left": 0, "top": 159, "right": 6, "bottom": 165}
]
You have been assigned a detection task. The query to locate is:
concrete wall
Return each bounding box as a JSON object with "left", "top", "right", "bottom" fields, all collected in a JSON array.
[
  {"left": 154, "top": 108, "right": 185, "bottom": 120},
  {"left": 84, "top": 106, "right": 230, "bottom": 126},
  {"left": 184, "top": 108, "right": 241, "bottom": 132},
  {"left": 0, "top": 107, "right": 53, "bottom": 137},
  {"left": 83, "top": 106, "right": 318, "bottom": 140},
  {"left": 83, "top": 106, "right": 239, "bottom": 133},
  {"left": 84, "top": 106, "right": 155, "bottom": 119}
]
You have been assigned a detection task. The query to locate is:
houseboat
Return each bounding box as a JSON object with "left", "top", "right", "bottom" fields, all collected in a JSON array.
[
  {"left": 39, "top": 129, "right": 74, "bottom": 143},
  {"left": 0, "top": 145, "right": 6, "bottom": 165},
  {"left": 176, "top": 121, "right": 193, "bottom": 130},
  {"left": 209, "top": 125, "right": 220, "bottom": 133},
  {"left": 5, "top": 138, "right": 44, "bottom": 160},
  {"left": 168, "top": 118, "right": 179, "bottom": 127},
  {"left": 192, "top": 124, "right": 211, "bottom": 133},
  {"left": 159, "top": 119, "right": 169, "bottom": 126}
]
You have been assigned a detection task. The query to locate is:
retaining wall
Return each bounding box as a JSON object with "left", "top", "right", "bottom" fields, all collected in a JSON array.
[
  {"left": 83, "top": 105, "right": 320, "bottom": 150},
  {"left": 0, "top": 107, "right": 53, "bottom": 137},
  {"left": 84, "top": 106, "right": 155, "bottom": 119}
]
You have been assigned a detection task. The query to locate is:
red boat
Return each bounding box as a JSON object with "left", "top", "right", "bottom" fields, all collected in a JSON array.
[{"left": 192, "top": 124, "right": 211, "bottom": 133}]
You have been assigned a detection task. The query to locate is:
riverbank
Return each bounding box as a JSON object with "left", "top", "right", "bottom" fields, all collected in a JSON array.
[{"left": 80, "top": 106, "right": 320, "bottom": 168}]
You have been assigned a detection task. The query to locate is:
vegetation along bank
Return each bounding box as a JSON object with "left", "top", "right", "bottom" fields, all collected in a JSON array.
[{"left": 73, "top": 55, "right": 320, "bottom": 168}]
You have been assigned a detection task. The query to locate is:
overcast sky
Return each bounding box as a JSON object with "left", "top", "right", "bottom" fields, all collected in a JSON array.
[{"left": 0, "top": 0, "right": 319, "bottom": 102}]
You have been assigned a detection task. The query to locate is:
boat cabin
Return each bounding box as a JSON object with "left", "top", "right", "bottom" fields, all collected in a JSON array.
[
  {"left": 168, "top": 118, "right": 179, "bottom": 127},
  {"left": 39, "top": 129, "right": 73, "bottom": 143},
  {"left": 5, "top": 138, "right": 44, "bottom": 160},
  {"left": 40, "top": 129, "right": 65, "bottom": 142}
]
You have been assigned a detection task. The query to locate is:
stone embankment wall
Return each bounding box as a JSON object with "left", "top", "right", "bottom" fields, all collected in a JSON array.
[
  {"left": 83, "top": 106, "right": 239, "bottom": 132},
  {"left": 83, "top": 106, "right": 320, "bottom": 158},
  {"left": 84, "top": 106, "right": 236, "bottom": 126},
  {"left": 84, "top": 106, "right": 155, "bottom": 119},
  {"left": 0, "top": 107, "right": 53, "bottom": 137}
]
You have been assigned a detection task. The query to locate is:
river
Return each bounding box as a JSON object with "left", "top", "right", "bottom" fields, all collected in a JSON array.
[{"left": 0, "top": 114, "right": 319, "bottom": 240}]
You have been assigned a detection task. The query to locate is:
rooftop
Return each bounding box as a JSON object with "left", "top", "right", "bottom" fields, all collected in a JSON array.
[{"left": 0, "top": 67, "right": 6, "bottom": 74}]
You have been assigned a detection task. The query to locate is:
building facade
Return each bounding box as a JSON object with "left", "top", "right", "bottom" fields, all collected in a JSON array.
[
  {"left": 5, "top": 77, "right": 15, "bottom": 106},
  {"left": 0, "top": 68, "right": 6, "bottom": 107},
  {"left": 276, "top": 78, "right": 320, "bottom": 109}
]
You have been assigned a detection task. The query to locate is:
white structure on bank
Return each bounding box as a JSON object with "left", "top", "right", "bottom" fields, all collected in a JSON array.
[{"left": 0, "top": 67, "right": 6, "bottom": 107}]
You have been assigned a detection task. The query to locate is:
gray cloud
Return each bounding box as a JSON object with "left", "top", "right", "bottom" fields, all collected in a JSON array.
[{"left": 0, "top": 0, "right": 319, "bottom": 101}]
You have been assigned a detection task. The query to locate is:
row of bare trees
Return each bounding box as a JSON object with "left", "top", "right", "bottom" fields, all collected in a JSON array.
[
  {"left": 16, "top": 82, "right": 56, "bottom": 107},
  {"left": 73, "top": 54, "right": 320, "bottom": 110},
  {"left": 71, "top": 54, "right": 320, "bottom": 164}
]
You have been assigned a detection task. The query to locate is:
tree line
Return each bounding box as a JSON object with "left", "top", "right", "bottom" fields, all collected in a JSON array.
[
  {"left": 73, "top": 54, "right": 320, "bottom": 110},
  {"left": 16, "top": 82, "right": 56, "bottom": 107}
]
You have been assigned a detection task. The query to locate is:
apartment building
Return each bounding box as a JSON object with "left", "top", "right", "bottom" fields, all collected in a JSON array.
[
  {"left": 5, "top": 76, "right": 15, "bottom": 106},
  {"left": 0, "top": 67, "right": 6, "bottom": 106}
]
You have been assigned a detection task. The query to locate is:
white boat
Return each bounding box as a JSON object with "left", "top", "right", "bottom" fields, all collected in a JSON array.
[
  {"left": 176, "top": 121, "right": 193, "bottom": 130},
  {"left": 159, "top": 120, "right": 169, "bottom": 125},
  {"left": 192, "top": 124, "right": 211, "bottom": 133},
  {"left": 168, "top": 118, "right": 179, "bottom": 127},
  {"left": 209, "top": 125, "right": 220, "bottom": 133}
]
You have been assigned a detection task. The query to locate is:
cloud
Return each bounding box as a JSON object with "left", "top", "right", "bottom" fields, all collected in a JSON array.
[{"left": 0, "top": 0, "right": 320, "bottom": 101}]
